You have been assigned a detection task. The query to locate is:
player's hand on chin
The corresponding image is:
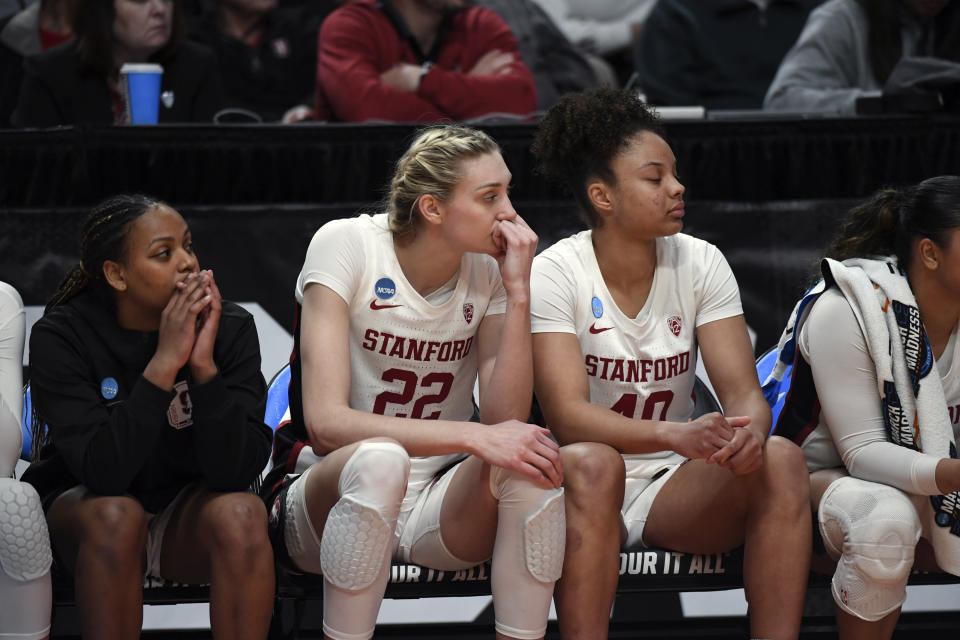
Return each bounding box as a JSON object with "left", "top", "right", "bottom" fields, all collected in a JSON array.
[{"left": 493, "top": 215, "right": 537, "bottom": 297}]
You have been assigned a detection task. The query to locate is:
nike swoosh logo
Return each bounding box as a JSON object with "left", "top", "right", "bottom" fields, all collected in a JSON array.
[
  {"left": 370, "top": 300, "right": 402, "bottom": 311},
  {"left": 589, "top": 323, "right": 613, "bottom": 334}
]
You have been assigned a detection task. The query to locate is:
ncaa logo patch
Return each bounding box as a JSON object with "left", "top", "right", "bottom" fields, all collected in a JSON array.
[
  {"left": 100, "top": 377, "right": 119, "bottom": 400},
  {"left": 667, "top": 316, "right": 682, "bottom": 337},
  {"left": 375, "top": 277, "right": 397, "bottom": 299},
  {"left": 463, "top": 302, "right": 474, "bottom": 324},
  {"left": 591, "top": 296, "right": 604, "bottom": 319}
]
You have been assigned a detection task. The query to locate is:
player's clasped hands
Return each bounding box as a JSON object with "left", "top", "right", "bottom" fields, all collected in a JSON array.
[
  {"left": 475, "top": 421, "right": 563, "bottom": 490},
  {"left": 669, "top": 412, "right": 763, "bottom": 475},
  {"left": 155, "top": 270, "right": 221, "bottom": 377}
]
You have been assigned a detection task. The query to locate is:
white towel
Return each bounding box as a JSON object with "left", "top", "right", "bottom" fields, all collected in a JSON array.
[{"left": 766, "top": 256, "right": 960, "bottom": 575}]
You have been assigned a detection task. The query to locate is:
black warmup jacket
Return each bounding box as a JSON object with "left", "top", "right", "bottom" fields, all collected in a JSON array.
[
  {"left": 11, "top": 40, "right": 224, "bottom": 127},
  {"left": 23, "top": 290, "right": 271, "bottom": 513}
]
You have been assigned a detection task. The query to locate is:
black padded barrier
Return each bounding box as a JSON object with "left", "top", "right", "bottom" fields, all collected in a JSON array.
[{"left": 3, "top": 116, "right": 959, "bottom": 349}]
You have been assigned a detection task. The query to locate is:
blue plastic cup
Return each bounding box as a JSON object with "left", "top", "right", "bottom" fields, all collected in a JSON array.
[{"left": 120, "top": 63, "right": 164, "bottom": 125}]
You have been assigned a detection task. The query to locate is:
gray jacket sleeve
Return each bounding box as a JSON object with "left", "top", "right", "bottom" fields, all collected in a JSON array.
[{"left": 763, "top": 0, "right": 881, "bottom": 115}]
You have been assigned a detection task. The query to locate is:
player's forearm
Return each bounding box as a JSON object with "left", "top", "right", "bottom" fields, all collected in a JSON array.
[
  {"left": 547, "top": 398, "right": 675, "bottom": 454},
  {"left": 305, "top": 403, "right": 475, "bottom": 458},
  {"left": 479, "top": 296, "right": 534, "bottom": 424},
  {"left": 724, "top": 389, "right": 772, "bottom": 444}
]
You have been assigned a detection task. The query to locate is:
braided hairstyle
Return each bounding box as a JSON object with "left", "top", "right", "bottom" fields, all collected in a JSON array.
[
  {"left": 32, "top": 194, "right": 168, "bottom": 458},
  {"left": 825, "top": 176, "right": 960, "bottom": 267},
  {"left": 386, "top": 125, "right": 500, "bottom": 242},
  {"left": 531, "top": 88, "right": 664, "bottom": 228},
  {"left": 45, "top": 194, "right": 168, "bottom": 314}
]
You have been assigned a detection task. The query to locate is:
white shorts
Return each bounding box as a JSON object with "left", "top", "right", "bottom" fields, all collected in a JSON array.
[
  {"left": 282, "top": 461, "right": 478, "bottom": 574},
  {"left": 51, "top": 484, "right": 195, "bottom": 580},
  {"left": 621, "top": 458, "right": 686, "bottom": 549},
  {"left": 396, "top": 462, "right": 478, "bottom": 569}
]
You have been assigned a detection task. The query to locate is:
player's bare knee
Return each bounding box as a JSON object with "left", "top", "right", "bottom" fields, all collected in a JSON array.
[
  {"left": 82, "top": 497, "right": 147, "bottom": 562},
  {"left": 763, "top": 437, "right": 810, "bottom": 495},
  {"left": 207, "top": 493, "right": 269, "bottom": 556},
  {"left": 560, "top": 442, "right": 624, "bottom": 505}
]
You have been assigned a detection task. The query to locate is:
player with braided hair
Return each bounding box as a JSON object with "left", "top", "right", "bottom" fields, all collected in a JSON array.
[
  {"left": 23, "top": 194, "right": 274, "bottom": 640},
  {"left": 529, "top": 89, "right": 812, "bottom": 640},
  {"left": 262, "top": 124, "right": 605, "bottom": 640}
]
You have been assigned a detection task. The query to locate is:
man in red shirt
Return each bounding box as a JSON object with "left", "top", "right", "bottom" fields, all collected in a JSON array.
[{"left": 316, "top": 0, "right": 537, "bottom": 122}]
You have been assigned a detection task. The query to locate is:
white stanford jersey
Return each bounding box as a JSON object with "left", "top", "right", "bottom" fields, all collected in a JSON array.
[
  {"left": 296, "top": 214, "right": 506, "bottom": 503},
  {"left": 531, "top": 231, "right": 742, "bottom": 475}
]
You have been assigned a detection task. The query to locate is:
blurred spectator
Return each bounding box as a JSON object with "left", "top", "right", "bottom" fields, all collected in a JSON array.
[
  {"left": 475, "top": 0, "right": 601, "bottom": 109},
  {"left": 189, "top": 0, "right": 337, "bottom": 122},
  {"left": 636, "top": 0, "right": 821, "bottom": 110},
  {"left": 12, "top": 0, "right": 223, "bottom": 127},
  {"left": 530, "top": 0, "right": 657, "bottom": 84},
  {"left": 0, "top": 0, "right": 75, "bottom": 126},
  {"left": 315, "top": 0, "right": 537, "bottom": 122},
  {"left": 0, "top": 0, "right": 31, "bottom": 21},
  {"left": 765, "top": 0, "right": 960, "bottom": 114},
  {"left": 273, "top": 0, "right": 344, "bottom": 22}
]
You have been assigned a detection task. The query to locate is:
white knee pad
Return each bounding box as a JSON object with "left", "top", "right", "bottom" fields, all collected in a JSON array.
[
  {"left": 488, "top": 466, "right": 565, "bottom": 640},
  {"left": 818, "top": 476, "right": 920, "bottom": 621},
  {"left": 489, "top": 466, "right": 565, "bottom": 584},
  {"left": 320, "top": 442, "right": 409, "bottom": 591},
  {"left": 0, "top": 479, "right": 52, "bottom": 582}
]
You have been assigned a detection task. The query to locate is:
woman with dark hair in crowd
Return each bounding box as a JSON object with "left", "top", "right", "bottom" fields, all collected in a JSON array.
[
  {"left": 767, "top": 176, "right": 960, "bottom": 639},
  {"left": 529, "top": 88, "right": 812, "bottom": 639},
  {"left": 765, "top": 0, "right": 960, "bottom": 114},
  {"left": 23, "top": 194, "right": 274, "bottom": 640},
  {"left": 12, "top": 0, "right": 222, "bottom": 126}
]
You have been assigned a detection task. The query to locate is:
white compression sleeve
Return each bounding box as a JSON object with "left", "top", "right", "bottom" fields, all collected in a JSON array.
[
  {"left": 488, "top": 466, "right": 565, "bottom": 640},
  {"left": 801, "top": 289, "right": 941, "bottom": 495},
  {"left": 0, "top": 478, "right": 52, "bottom": 640},
  {"left": 321, "top": 442, "right": 409, "bottom": 640},
  {"left": 0, "top": 283, "right": 25, "bottom": 478}
]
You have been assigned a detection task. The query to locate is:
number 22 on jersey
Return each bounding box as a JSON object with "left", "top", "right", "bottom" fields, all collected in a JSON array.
[{"left": 373, "top": 368, "right": 454, "bottom": 419}]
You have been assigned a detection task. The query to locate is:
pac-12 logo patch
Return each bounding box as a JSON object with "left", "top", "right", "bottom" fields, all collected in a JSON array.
[
  {"left": 463, "top": 302, "right": 474, "bottom": 324},
  {"left": 375, "top": 278, "right": 396, "bottom": 299},
  {"left": 591, "top": 296, "right": 604, "bottom": 318},
  {"left": 667, "top": 316, "right": 682, "bottom": 337},
  {"left": 167, "top": 380, "right": 193, "bottom": 430},
  {"left": 100, "top": 377, "right": 118, "bottom": 400}
]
